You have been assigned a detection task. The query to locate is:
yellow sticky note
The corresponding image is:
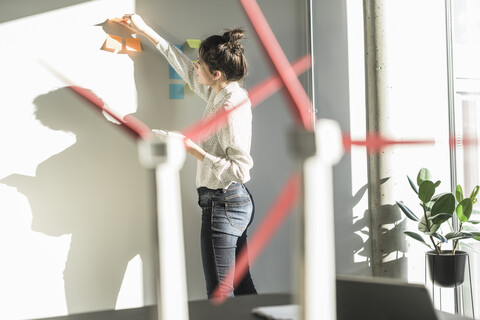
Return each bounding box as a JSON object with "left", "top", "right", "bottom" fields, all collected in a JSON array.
[
  {"left": 104, "top": 34, "right": 123, "bottom": 53},
  {"left": 125, "top": 38, "right": 142, "bottom": 52},
  {"left": 186, "top": 39, "right": 201, "bottom": 49}
]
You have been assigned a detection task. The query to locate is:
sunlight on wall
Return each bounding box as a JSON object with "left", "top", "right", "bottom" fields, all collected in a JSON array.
[
  {"left": 346, "top": 0, "right": 452, "bottom": 294},
  {"left": 0, "top": 4, "right": 137, "bottom": 178},
  {"left": 385, "top": 0, "right": 451, "bottom": 288},
  {"left": 0, "top": 185, "right": 71, "bottom": 319},
  {"left": 116, "top": 254, "right": 144, "bottom": 310},
  {"left": 0, "top": 0, "right": 140, "bottom": 318}
]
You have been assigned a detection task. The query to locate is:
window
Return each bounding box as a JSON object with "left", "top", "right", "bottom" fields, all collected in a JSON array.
[{"left": 451, "top": 0, "right": 480, "bottom": 316}]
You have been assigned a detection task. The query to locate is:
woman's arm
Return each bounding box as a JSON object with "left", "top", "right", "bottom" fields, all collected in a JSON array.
[
  {"left": 121, "top": 14, "right": 161, "bottom": 46},
  {"left": 185, "top": 139, "right": 207, "bottom": 162},
  {"left": 122, "top": 14, "right": 212, "bottom": 102},
  {"left": 158, "top": 131, "right": 206, "bottom": 162}
]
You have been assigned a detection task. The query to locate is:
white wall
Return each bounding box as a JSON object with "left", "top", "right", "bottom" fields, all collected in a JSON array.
[{"left": 0, "top": 1, "right": 159, "bottom": 318}]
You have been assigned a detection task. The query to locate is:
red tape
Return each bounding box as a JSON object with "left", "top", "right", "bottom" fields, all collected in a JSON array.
[
  {"left": 181, "top": 55, "right": 312, "bottom": 143},
  {"left": 343, "top": 133, "right": 435, "bottom": 153},
  {"left": 39, "top": 60, "right": 153, "bottom": 140},
  {"left": 240, "top": 0, "right": 314, "bottom": 131}
]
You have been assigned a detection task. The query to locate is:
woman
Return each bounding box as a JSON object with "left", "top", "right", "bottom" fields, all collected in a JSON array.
[{"left": 122, "top": 14, "right": 257, "bottom": 298}]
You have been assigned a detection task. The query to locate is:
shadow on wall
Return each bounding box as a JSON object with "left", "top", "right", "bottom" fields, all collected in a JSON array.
[
  {"left": 339, "top": 177, "right": 408, "bottom": 275},
  {"left": 123, "top": 13, "right": 208, "bottom": 299},
  {"left": 0, "top": 87, "right": 156, "bottom": 314}
]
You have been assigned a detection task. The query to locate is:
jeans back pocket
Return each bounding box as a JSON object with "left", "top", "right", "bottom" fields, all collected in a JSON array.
[{"left": 211, "top": 194, "right": 252, "bottom": 237}]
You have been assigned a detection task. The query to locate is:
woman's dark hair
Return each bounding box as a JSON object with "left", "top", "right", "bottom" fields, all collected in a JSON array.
[{"left": 199, "top": 28, "right": 247, "bottom": 82}]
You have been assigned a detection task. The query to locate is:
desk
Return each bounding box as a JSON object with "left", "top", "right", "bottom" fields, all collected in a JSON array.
[{"left": 32, "top": 294, "right": 471, "bottom": 320}]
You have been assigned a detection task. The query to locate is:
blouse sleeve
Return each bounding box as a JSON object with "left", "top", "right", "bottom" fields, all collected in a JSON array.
[{"left": 156, "top": 37, "right": 213, "bottom": 102}]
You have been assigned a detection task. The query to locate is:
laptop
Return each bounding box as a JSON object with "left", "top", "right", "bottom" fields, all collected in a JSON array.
[
  {"left": 336, "top": 274, "right": 466, "bottom": 320},
  {"left": 253, "top": 275, "right": 469, "bottom": 320}
]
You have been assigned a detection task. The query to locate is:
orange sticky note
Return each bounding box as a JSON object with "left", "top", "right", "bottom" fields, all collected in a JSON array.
[
  {"left": 110, "top": 17, "right": 128, "bottom": 24},
  {"left": 125, "top": 38, "right": 142, "bottom": 52},
  {"left": 104, "top": 34, "right": 123, "bottom": 53}
]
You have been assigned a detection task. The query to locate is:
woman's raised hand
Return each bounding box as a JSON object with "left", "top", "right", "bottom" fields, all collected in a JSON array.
[
  {"left": 121, "top": 14, "right": 161, "bottom": 47},
  {"left": 122, "top": 14, "right": 149, "bottom": 35}
]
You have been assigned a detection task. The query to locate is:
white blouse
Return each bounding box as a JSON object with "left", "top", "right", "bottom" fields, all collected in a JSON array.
[{"left": 155, "top": 38, "right": 253, "bottom": 190}]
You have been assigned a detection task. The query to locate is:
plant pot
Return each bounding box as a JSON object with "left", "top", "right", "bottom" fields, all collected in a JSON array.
[{"left": 426, "top": 250, "right": 468, "bottom": 288}]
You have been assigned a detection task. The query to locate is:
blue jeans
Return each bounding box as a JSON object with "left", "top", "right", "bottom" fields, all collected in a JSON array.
[{"left": 198, "top": 183, "right": 258, "bottom": 298}]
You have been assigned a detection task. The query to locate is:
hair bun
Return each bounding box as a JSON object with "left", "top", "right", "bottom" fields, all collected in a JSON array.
[
  {"left": 222, "top": 28, "right": 245, "bottom": 43},
  {"left": 199, "top": 28, "right": 248, "bottom": 81}
]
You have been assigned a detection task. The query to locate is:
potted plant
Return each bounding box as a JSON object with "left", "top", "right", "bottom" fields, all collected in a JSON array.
[{"left": 396, "top": 168, "right": 480, "bottom": 287}]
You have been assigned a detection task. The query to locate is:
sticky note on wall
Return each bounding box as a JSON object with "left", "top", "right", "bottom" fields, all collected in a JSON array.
[
  {"left": 169, "top": 44, "right": 184, "bottom": 79},
  {"left": 103, "top": 34, "right": 123, "bottom": 53},
  {"left": 110, "top": 17, "right": 128, "bottom": 24},
  {"left": 169, "top": 84, "right": 184, "bottom": 100},
  {"left": 186, "top": 39, "right": 201, "bottom": 49},
  {"left": 125, "top": 38, "right": 141, "bottom": 52},
  {"left": 101, "top": 34, "right": 142, "bottom": 54}
]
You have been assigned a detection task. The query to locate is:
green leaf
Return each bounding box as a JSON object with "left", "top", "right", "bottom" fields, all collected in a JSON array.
[
  {"left": 424, "top": 201, "right": 434, "bottom": 213},
  {"left": 466, "top": 220, "right": 480, "bottom": 225},
  {"left": 432, "top": 192, "right": 449, "bottom": 201},
  {"left": 456, "top": 185, "right": 464, "bottom": 203},
  {"left": 396, "top": 201, "right": 419, "bottom": 221},
  {"left": 418, "top": 181, "right": 435, "bottom": 203},
  {"left": 431, "top": 193, "right": 455, "bottom": 216},
  {"left": 471, "top": 232, "right": 480, "bottom": 241},
  {"left": 407, "top": 176, "right": 418, "bottom": 194},
  {"left": 445, "top": 231, "right": 475, "bottom": 241},
  {"left": 461, "top": 224, "right": 478, "bottom": 233},
  {"left": 428, "top": 213, "right": 453, "bottom": 225},
  {"left": 417, "top": 168, "right": 431, "bottom": 186},
  {"left": 418, "top": 215, "right": 440, "bottom": 233},
  {"left": 404, "top": 231, "right": 432, "bottom": 249},
  {"left": 434, "top": 180, "right": 441, "bottom": 188},
  {"left": 456, "top": 198, "right": 473, "bottom": 223},
  {"left": 426, "top": 232, "right": 447, "bottom": 243},
  {"left": 469, "top": 185, "right": 480, "bottom": 201}
]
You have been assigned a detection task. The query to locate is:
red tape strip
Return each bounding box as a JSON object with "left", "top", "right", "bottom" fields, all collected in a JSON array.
[
  {"left": 343, "top": 133, "right": 435, "bottom": 153},
  {"left": 181, "top": 55, "right": 312, "bottom": 143},
  {"left": 240, "top": 0, "right": 314, "bottom": 131},
  {"left": 39, "top": 60, "right": 153, "bottom": 140}
]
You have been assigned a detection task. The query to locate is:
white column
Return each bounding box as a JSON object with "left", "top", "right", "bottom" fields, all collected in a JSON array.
[
  {"left": 293, "top": 119, "right": 343, "bottom": 320},
  {"left": 138, "top": 135, "right": 188, "bottom": 320}
]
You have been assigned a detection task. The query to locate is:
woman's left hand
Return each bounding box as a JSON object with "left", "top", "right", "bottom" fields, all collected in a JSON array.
[
  {"left": 184, "top": 137, "right": 206, "bottom": 161},
  {"left": 168, "top": 132, "right": 206, "bottom": 161}
]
